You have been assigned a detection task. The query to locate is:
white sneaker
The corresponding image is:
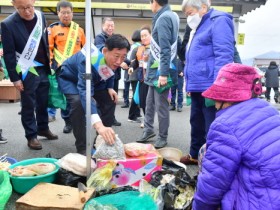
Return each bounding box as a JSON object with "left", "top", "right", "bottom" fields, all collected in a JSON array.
[{"left": 128, "top": 118, "right": 141, "bottom": 123}]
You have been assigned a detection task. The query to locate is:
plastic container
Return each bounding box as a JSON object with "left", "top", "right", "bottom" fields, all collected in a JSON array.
[
  {"left": 157, "top": 147, "right": 183, "bottom": 162},
  {"left": 5, "top": 157, "right": 17, "bottom": 165},
  {"left": 8, "top": 158, "right": 59, "bottom": 194}
]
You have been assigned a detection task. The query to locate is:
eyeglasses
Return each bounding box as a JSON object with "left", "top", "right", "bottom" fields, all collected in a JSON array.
[
  {"left": 59, "top": 11, "right": 72, "bottom": 16},
  {"left": 16, "top": 5, "right": 34, "bottom": 13}
]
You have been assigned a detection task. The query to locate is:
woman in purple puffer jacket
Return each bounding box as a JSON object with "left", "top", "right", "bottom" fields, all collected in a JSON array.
[{"left": 193, "top": 63, "right": 280, "bottom": 210}]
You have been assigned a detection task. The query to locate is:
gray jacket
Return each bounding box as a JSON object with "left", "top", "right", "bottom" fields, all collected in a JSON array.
[{"left": 145, "top": 5, "right": 179, "bottom": 86}]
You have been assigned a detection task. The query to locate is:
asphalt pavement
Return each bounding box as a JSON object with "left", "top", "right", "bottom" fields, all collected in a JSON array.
[
  {"left": 0, "top": 96, "right": 196, "bottom": 209},
  {"left": 1, "top": 95, "right": 279, "bottom": 209}
]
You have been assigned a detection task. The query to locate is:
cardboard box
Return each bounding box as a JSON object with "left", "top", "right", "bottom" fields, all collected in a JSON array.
[
  {"left": 16, "top": 183, "right": 94, "bottom": 210},
  {"left": 0, "top": 79, "right": 20, "bottom": 101},
  {"left": 97, "top": 151, "right": 163, "bottom": 187}
]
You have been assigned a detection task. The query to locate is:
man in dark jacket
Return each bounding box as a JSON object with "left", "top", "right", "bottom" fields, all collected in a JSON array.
[
  {"left": 57, "top": 34, "right": 130, "bottom": 154},
  {"left": 265, "top": 61, "right": 280, "bottom": 103},
  {"left": 1, "top": 0, "right": 58, "bottom": 150},
  {"left": 94, "top": 17, "right": 122, "bottom": 126}
]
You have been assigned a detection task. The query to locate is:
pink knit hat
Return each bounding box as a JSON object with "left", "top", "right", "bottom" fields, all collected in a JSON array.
[{"left": 202, "top": 63, "right": 262, "bottom": 102}]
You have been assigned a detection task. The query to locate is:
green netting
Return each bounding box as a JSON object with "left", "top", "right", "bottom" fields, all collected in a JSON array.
[
  {"left": 84, "top": 191, "right": 157, "bottom": 210},
  {"left": 0, "top": 171, "right": 12, "bottom": 210}
]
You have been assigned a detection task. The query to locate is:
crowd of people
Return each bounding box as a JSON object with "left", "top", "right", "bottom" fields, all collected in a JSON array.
[{"left": 1, "top": 0, "right": 280, "bottom": 208}]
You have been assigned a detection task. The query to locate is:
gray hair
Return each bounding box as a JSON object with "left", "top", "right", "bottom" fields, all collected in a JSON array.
[{"left": 182, "top": 0, "right": 210, "bottom": 12}]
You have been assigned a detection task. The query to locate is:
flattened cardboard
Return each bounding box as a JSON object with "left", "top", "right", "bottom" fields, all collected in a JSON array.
[{"left": 16, "top": 183, "right": 94, "bottom": 210}]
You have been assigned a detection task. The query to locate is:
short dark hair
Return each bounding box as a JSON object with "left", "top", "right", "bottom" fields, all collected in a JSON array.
[
  {"left": 269, "top": 61, "right": 277, "bottom": 66},
  {"left": 154, "top": 0, "right": 168, "bottom": 6},
  {"left": 57, "top": 0, "right": 73, "bottom": 12},
  {"left": 131, "top": 30, "right": 141, "bottom": 42},
  {"left": 102, "top": 17, "right": 114, "bottom": 25},
  {"left": 140, "top": 25, "right": 151, "bottom": 34},
  {"left": 105, "top": 34, "right": 130, "bottom": 52}
]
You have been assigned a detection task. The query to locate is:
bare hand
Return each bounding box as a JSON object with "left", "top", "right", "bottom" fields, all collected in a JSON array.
[
  {"left": 108, "top": 88, "right": 118, "bottom": 103},
  {"left": 158, "top": 75, "right": 167, "bottom": 87},
  {"left": 120, "top": 62, "right": 129, "bottom": 70},
  {"left": 0, "top": 49, "right": 3, "bottom": 57},
  {"left": 94, "top": 122, "right": 115, "bottom": 145},
  {"left": 128, "top": 68, "right": 133, "bottom": 75},
  {"left": 179, "top": 72, "right": 184, "bottom": 77},
  {"left": 143, "top": 54, "right": 149, "bottom": 62},
  {"left": 13, "top": 80, "right": 24, "bottom": 92}
]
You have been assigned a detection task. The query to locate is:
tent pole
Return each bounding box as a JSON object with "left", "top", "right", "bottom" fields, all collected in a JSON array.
[{"left": 85, "top": 0, "right": 92, "bottom": 180}]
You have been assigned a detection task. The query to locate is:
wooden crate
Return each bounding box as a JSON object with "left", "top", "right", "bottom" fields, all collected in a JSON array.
[{"left": 0, "top": 79, "right": 20, "bottom": 102}]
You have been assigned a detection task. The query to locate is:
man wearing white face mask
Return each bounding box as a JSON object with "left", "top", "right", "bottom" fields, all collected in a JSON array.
[{"left": 180, "top": 0, "right": 234, "bottom": 165}]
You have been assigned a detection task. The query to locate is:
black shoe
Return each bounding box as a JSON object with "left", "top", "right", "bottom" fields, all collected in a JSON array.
[
  {"left": 113, "top": 119, "right": 121, "bottom": 126},
  {"left": 18, "top": 110, "right": 21, "bottom": 115},
  {"left": 0, "top": 129, "right": 7, "bottom": 144},
  {"left": 63, "top": 124, "right": 72, "bottom": 133},
  {"left": 0, "top": 138, "right": 7, "bottom": 144},
  {"left": 274, "top": 97, "right": 278, "bottom": 103},
  {"left": 37, "top": 130, "right": 58, "bottom": 140},
  {"left": 121, "top": 104, "right": 129, "bottom": 108},
  {"left": 169, "top": 105, "right": 176, "bottom": 111},
  {"left": 137, "top": 132, "right": 156, "bottom": 143}
]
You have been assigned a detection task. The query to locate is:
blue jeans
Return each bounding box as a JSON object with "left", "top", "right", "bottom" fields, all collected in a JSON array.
[
  {"left": 47, "top": 103, "right": 71, "bottom": 121},
  {"left": 189, "top": 92, "right": 216, "bottom": 159},
  {"left": 171, "top": 76, "right": 184, "bottom": 108}
]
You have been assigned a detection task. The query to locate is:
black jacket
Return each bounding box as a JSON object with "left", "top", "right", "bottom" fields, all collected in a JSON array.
[{"left": 1, "top": 11, "right": 50, "bottom": 82}]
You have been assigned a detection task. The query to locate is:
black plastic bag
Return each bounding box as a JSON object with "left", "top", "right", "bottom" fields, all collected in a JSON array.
[
  {"left": 96, "top": 185, "right": 138, "bottom": 197},
  {"left": 149, "top": 169, "right": 196, "bottom": 210},
  {"left": 55, "top": 168, "right": 86, "bottom": 187},
  {"left": 162, "top": 159, "right": 185, "bottom": 172}
]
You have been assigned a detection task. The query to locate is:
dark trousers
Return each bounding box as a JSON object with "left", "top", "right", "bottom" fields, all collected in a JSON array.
[
  {"left": 128, "top": 81, "right": 141, "bottom": 120},
  {"left": 94, "top": 90, "right": 116, "bottom": 127},
  {"left": 113, "top": 79, "right": 119, "bottom": 94},
  {"left": 139, "top": 82, "right": 149, "bottom": 115},
  {"left": 21, "top": 68, "right": 49, "bottom": 140},
  {"left": 66, "top": 90, "right": 115, "bottom": 152},
  {"left": 265, "top": 87, "right": 279, "bottom": 100},
  {"left": 123, "top": 81, "right": 130, "bottom": 105},
  {"left": 65, "top": 94, "right": 86, "bottom": 152},
  {"left": 190, "top": 92, "right": 216, "bottom": 159},
  {"left": 170, "top": 76, "right": 184, "bottom": 108},
  {"left": 113, "top": 79, "right": 119, "bottom": 121}
]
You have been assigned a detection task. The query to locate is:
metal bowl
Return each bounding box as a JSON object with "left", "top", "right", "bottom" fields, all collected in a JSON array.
[{"left": 157, "top": 147, "right": 183, "bottom": 162}]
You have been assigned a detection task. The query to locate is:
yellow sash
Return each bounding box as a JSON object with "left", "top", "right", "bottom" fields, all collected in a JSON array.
[{"left": 54, "top": 21, "right": 79, "bottom": 65}]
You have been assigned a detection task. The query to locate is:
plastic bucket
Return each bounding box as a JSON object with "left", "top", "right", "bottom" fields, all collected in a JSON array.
[{"left": 8, "top": 158, "right": 59, "bottom": 194}]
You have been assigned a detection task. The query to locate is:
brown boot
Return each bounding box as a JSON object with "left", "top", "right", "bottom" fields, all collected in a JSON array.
[
  {"left": 180, "top": 154, "right": 198, "bottom": 165},
  {"left": 37, "top": 130, "right": 58, "bottom": 140},
  {"left": 27, "top": 138, "right": 42, "bottom": 150}
]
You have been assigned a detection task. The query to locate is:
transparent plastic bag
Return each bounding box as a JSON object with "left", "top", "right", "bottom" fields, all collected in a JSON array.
[
  {"left": 87, "top": 161, "right": 117, "bottom": 192},
  {"left": 93, "top": 135, "right": 125, "bottom": 160}
]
